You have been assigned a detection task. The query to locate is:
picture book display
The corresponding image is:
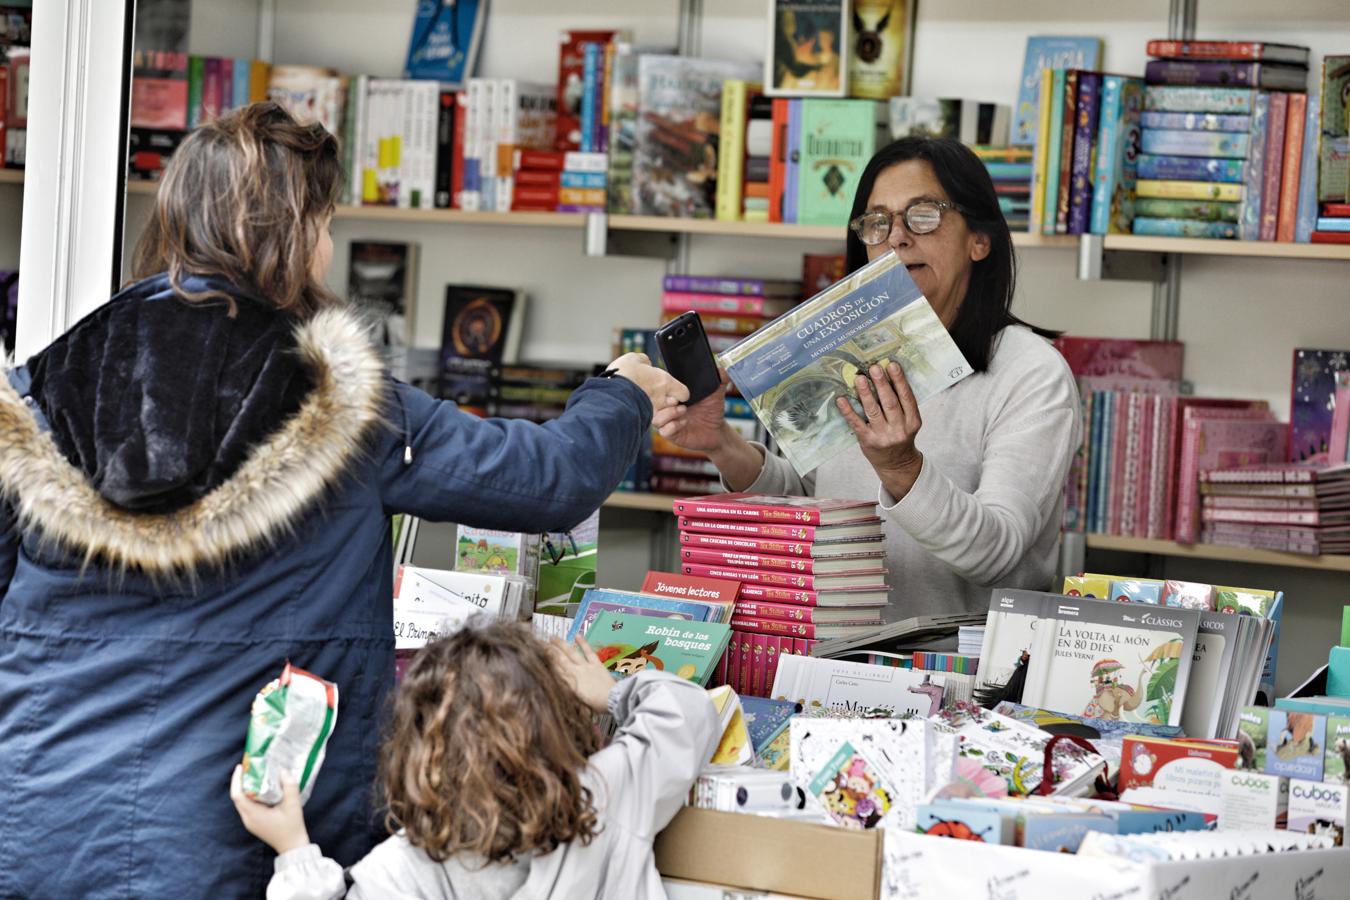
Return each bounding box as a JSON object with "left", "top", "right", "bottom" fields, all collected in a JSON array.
[
  {"left": 936, "top": 704, "right": 1106, "bottom": 797},
  {"left": 585, "top": 610, "right": 731, "bottom": 685},
  {"left": 536, "top": 509, "right": 600, "bottom": 614},
  {"left": 719, "top": 250, "right": 971, "bottom": 476},
  {"left": 454, "top": 526, "right": 541, "bottom": 588}
]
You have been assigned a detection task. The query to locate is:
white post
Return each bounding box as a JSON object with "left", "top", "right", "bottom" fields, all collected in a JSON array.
[{"left": 15, "top": 0, "right": 132, "bottom": 360}]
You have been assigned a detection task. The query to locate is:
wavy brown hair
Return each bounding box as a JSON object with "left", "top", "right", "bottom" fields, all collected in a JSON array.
[
  {"left": 131, "top": 101, "right": 343, "bottom": 318},
  {"left": 380, "top": 621, "right": 602, "bottom": 863}
]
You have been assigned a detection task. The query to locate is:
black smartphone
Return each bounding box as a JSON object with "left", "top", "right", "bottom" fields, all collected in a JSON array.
[{"left": 654, "top": 311, "right": 722, "bottom": 406}]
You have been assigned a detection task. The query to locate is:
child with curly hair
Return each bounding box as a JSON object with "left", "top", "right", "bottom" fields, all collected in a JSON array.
[{"left": 231, "top": 620, "right": 720, "bottom": 898}]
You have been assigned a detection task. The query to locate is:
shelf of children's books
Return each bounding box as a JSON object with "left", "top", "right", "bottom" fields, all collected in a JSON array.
[
  {"left": 333, "top": 206, "right": 587, "bottom": 228},
  {"left": 1085, "top": 534, "right": 1350, "bottom": 573},
  {"left": 0, "top": 169, "right": 22, "bottom": 186},
  {"left": 1100, "top": 234, "right": 1350, "bottom": 261},
  {"left": 603, "top": 491, "right": 679, "bottom": 513},
  {"left": 610, "top": 215, "right": 1078, "bottom": 249}
]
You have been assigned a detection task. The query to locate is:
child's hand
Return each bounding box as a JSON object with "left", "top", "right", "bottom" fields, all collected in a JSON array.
[
  {"left": 230, "top": 764, "right": 311, "bottom": 855},
  {"left": 550, "top": 635, "right": 617, "bottom": 713}
]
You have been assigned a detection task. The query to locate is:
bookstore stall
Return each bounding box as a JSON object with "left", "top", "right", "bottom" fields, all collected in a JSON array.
[{"left": 10, "top": 0, "right": 1350, "bottom": 898}]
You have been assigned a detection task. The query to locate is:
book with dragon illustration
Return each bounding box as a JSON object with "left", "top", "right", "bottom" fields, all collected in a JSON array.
[
  {"left": 719, "top": 250, "right": 970, "bottom": 476},
  {"left": 585, "top": 610, "right": 731, "bottom": 685}
]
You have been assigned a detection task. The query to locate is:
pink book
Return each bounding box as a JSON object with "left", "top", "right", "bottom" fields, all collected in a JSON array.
[
  {"left": 1175, "top": 417, "right": 1288, "bottom": 543},
  {"left": 660, "top": 291, "right": 794, "bottom": 318},
  {"left": 677, "top": 516, "right": 884, "bottom": 540},
  {"left": 201, "top": 57, "right": 222, "bottom": 123},
  {"left": 751, "top": 633, "right": 769, "bottom": 697},
  {"left": 679, "top": 547, "right": 883, "bottom": 574},
  {"left": 1054, "top": 337, "right": 1185, "bottom": 381},
  {"left": 1134, "top": 394, "right": 1157, "bottom": 537},
  {"left": 713, "top": 641, "right": 730, "bottom": 688},
  {"left": 1118, "top": 392, "right": 1145, "bottom": 536},
  {"left": 1162, "top": 398, "right": 1269, "bottom": 538},
  {"left": 737, "top": 631, "right": 754, "bottom": 695},
  {"left": 1146, "top": 396, "right": 1170, "bottom": 538},
  {"left": 732, "top": 600, "right": 884, "bottom": 623},
  {"left": 1201, "top": 507, "right": 1332, "bottom": 526},
  {"left": 671, "top": 493, "right": 877, "bottom": 525},
  {"left": 1328, "top": 372, "right": 1350, "bottom": 463},
  {"left": 1108, "top": 390, "right": 1131, "bottom": 535},
  {"left": 681, "top": 563, "right": 887, "bottom": 591},
  {"left": 1259, "top": 91, "right": 1288, "bottom": 242}
]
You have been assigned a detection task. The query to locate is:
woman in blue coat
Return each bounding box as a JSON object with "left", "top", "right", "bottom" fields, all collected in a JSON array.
[{"left": 0, "top": 103, "right": 685, "bottom": 899}]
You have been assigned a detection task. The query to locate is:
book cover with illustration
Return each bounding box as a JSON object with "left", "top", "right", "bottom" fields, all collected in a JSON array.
[
  {"left": 1024, "top": 598, "right": 1201, "bottom": 728},
  {"left": 719, "top": 250, "right": 970, "bottom": 476},
  {"left": 632, "top": 55, "right": 759, "bottom": 218},
  {"left": 766, "top": 0, "right": 848, "bottom": 98},
  {"left": 975, "top": 589, "right": 1052, "bottom": 695},
  {"left": 770, "top": 653, "right": 945, "bottom": 717},
  {"left": 454, "top": 526, "right": 541, "bottom": 584},
  {"left": 566, "top": 586, "right": 718, "bottom": 643},
  {"left": 1011, "top": 36, "right": 1102, "bottom": 146},
  {"left": 937, "top": 704, "right": 1105, "bottom": 796},
  {"left": 795, "top": 98, "right": 886, "bottom": 226},
  {"left": 1291, "top": 348, "right": 1350, "bottom": 463},
  {"left": 808, "top": 740, "right": 895, "bottom": 829},
  {"left": 439, "top": 284, "right": 525, "bottom": 412},
  {"left": 847, "top": 0, "right": 915, "bottom": 100},
  {"left": 741, "top": 695, "right": 802, "bottom": 754},
  {"left": 536, "top": 509, "right": 600, "bottom": 614},
  {"left": 585, "top": 610, "right": 731, "bottom": 685}
]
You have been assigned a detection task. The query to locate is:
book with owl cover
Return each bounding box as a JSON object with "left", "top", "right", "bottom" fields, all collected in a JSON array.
[
  {"left": 585, "top": 610, "right": 731, "bottom": 684},
  {"left": 565, "top": 587, "right": 720, "bottom": 644},
  {"left": 439, "top": 284, "right": 525, "bottom": 410},
  {"left": 718, "top": 250, "right": 971, "bottom": 477}
]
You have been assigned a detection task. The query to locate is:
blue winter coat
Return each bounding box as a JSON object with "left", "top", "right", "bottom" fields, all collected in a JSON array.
[{"left": 0, "top": 275, "right": 651, "bottom": 899}]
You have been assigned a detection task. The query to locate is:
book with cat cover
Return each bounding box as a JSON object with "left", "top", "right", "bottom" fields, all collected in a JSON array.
[
  {"left": 586, "top": 610, "right": 731, "bottom": 685},
  {"left": 719, "top": 250, "right": 971, "bottom": 476}
]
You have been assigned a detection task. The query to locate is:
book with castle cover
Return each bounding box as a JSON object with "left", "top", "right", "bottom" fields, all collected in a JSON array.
[
  {"left": 586, "top": 610, "right": 731, "bottom": 684},
  {"left": 719, "top": 250, "right": 971, "bottom": 476}
]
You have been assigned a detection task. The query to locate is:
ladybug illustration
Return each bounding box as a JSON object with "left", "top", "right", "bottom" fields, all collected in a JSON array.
[{"left": 921, "top": 817, "right": 990, "bottom": 842}]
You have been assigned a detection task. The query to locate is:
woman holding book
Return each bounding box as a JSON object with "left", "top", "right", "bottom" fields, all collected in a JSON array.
[
  {"left": 657, "top": 136, "right": 1081, "bottom": 623},
  {"left": 0, "top": 103, "right": 684, "bottom": 900}
]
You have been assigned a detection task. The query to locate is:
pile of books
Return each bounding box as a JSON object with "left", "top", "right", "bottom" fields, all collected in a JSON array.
[
  {"left": 974, "top": 145, "right": 1033, "bottom": 231},
  {"left": 671, "top": 492, "right": 890, "bottom": 697},
  {"left": 1199, "top": 462, "right": 1350, "bottom": 556},
  {"left": 1135, "top": 40, "right": 1312, "bottom": 241}
]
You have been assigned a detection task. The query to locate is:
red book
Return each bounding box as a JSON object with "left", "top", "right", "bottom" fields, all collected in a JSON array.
[
  {"left": 677, "top": 516, "right": 883, "bottom": 541},
  {"left": 1322, "top": 203, "right": 1350, "bottom": 217},
  {"left": 751, "top": 633, "right": 768, "bottom": 697},
  {"left": 1144, "top": 40, "right": 1310, "bottom": 65},
  {"left": 511, "top": 185, "right": 560, "bottom": 205},
  {"left": 515, "top": 169, "right": 563, "bottom": 189},
  {"left": 1117, "top": 736, "right": 1239, "bottom": 792},
  {"left": 451, "top": 91, "right": 467, "bottom": 209},
  {"left": 1259, "top": 91, "right": 1288, "bottom": 242},
  {"left": 678, "top": 530, "right": 885, "bottom": 558},
  {"left": 659, "top": 291, "right": 795, "bottom": 318},
  {"left": 671, "top": 493, "right": 877, "bottom": 525},
  {"left": 731, "top": 617, "right": 813, "bottom": 638},
  {"left": 1311, "top": 231, "right": 1350, "bottom": 244},
  {"left": 679, "top": 547, "right": 884, "bottom": 575},
  {"left": 764, "top": 636, "right": 784, "bottom": 697},
  {"left": 736, "top": 631, "right": 754, "bottom": 695},
  {"left": 735, "top": 583, "right": 890, "bottom": 608},
  {"left": 768, "top": 99, "right": 788, "bottom": 223},
  {"left": 1201, "top": 508, "right": 1335, "bottom": 526},
  {"left": 639, "top": 570, "right": 740, "bottom": 606},
  {"left": 724, "top": 637, "right": 741, "bottom": 693},
  {"left": 681, "top": 563, "right": 886, "bottom": 592},
  {"left": 732, "top": 600, "right": 883, "bottom": 623},
  {"left": 556, "top": 30, "right": 620, "bottom": 151},
  {"left": 1277, "top": 93, "right": 1307, "bottom": 242},
  {"left": 515, "top": 149, "right": 567, "bottom": 171},
  {"left": 1054, "top": 337, "right": 1185, "bottom": 381}
]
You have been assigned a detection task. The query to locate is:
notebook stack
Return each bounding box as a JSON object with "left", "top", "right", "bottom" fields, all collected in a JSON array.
[{"left": 672, "top": 492, "right": 891, "bottom": 697}]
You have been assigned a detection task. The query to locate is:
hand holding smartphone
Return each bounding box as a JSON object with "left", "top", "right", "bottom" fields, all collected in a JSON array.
[{"left": 654, "top": 311, "right": 723, "bottom": 406}]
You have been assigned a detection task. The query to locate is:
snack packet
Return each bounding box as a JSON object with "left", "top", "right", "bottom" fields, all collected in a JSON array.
[{"left": 240, "top": 662, "right": 339, "bottom": 806}]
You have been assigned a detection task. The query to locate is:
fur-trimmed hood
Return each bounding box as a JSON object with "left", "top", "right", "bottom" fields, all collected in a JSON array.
[{"left": 0, "top": 274, "right": 386, "bottom": 574}]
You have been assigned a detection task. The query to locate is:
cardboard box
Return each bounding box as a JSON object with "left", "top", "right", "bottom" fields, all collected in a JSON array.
[{"left": 655, "top": 808, "right": 882, "bottom": 900}]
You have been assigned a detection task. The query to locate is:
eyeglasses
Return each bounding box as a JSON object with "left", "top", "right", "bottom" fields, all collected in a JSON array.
[{"left": 849, "top": 200, "right": 963, "bottom": 245}]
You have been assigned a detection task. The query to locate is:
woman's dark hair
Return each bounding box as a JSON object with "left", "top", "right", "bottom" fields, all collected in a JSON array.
[{"left": 844, "top": 136, "right": 1059, "bottom": 372}]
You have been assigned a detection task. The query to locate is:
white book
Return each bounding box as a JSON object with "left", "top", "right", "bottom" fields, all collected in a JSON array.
[
  {"left": 393, "top": 565, "right": 518, "bottom": 649},
  {"left": 770, "top": 654, "right": 945, "bottom": 718},
  {"left": 348, "top": 74, "right": 369, "bottom": 206},
  {"left": 495, "top": 79, "right": 556, "bottom": 210},
  {"left": 462, "top": 78, "right": 490, "bottom": 211},
  {"left": 1182, "top": 610, "right": 1241, "bottom": 740},
  {"left": 975, "top": 588, "right": 1051, "bottom": 693}
]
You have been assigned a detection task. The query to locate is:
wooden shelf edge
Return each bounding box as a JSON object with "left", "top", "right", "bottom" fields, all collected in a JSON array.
[
  {"left": 0, "top": 168, "right": 22, "bottom": 186},
  {"left": 603, "top": 491, "right": 679, "bottom": 512},
  {"left": 1102, "top": 233, "right": 1350, "bottom": 261},
  {"left": 1085, "top": 534, "right": 1350, "bottom": 573},
  {"left": 608, "top": 214, "right": 840, "bottom": 240}
]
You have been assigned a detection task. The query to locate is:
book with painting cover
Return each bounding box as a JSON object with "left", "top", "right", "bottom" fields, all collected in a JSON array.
[
  {"left": 633, "top": 55, "right": 759, "bottom": 218},
  {"left": 586, "top": 610, "right": 731, "bottom": 684},
  {"left": 672, "top": 493, "right": 876, "bottom": 525},
  {"left": 677, "top": 515, "right": 882, "bottom": 541},
  {"left": 679, "top": 547, "right": 884, "bottom": 575},
  {"left": 681, "top": 563, "right": 885, "bottom": 592},
  {"left": 1022, "top": 596, "right": 1201, "bottom": 728},
  {"left": 848, "top": 0, "right": 916, "bottom": 100},
  {"left": 679, "top": 530, "right": 884, "bottom": 558},
  {"left": 566, "top": 586, "right": 720, "bottom": 643},
  {"left": 719, "top": 250, "right": 970, "bottom": 476},
  {"left": 735, "top": 583, "right": 890, "bottom": 608},
  {"left": 1291, "top": 349, "right": 1350, "bottom": 463},
  {"left": 975, "top": 589, "right": 1051, "bottom": 694}
]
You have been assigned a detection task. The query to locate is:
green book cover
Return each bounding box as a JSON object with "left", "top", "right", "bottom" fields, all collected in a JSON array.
[
  {"left": 587, "top": 610, "right": 731, "bottom": 685},
  {"left": 187, "top": 55, "right": 205, "bottom": 129},
  {"left": 1342, "top": 606, "right": 1350, "bottom": 647},
  {"left": 796, "top": 99, "right": 882, "bottom": 227}
]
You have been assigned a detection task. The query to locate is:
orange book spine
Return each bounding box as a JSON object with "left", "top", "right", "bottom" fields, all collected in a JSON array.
[
  {"left": 1276, "top": 93, "right": 1307, "bottom": 242},
  {"left": 768, "top": 99, "right": 788, "bottom": 223}
]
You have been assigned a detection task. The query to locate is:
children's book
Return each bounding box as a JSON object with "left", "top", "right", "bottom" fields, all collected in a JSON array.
[
  {"left": 705, "top": 685, "right": 755, "bottom": 767},
  {"left": 392, "top": 566, "right": 526, "bottom": 650},
  {"left": 1291, "top": 348, "right": 1350, "bottom": 463},
  {"left": 770, "top": 653, "right": 945, "bottom": 718},
  {"left": 847, "top": 0, "right": 916, "bottom": 101},
  {"left": 974, "top": 589, "right": 1052, "bottom": 695},
  {"left": 740, "top": 695, "right": 801, "bottom": 755},
  {"left": 586, "top": 610, "right": 731, "bottom": 685},
  {"left": 403, "top": 0, "right": 487, "bottom": 87},
  {"left": 671, "top": 493, "right": 877, "bottom": 525},
  {"left": 566, "top": 587, "right": 720, "bottom": 643},
  {"left": 439, "top": 284, "right": 525, "bottom": 412},
  {"left": 1011, "top": 36, "right": 1102, "bottom": 146},
  {"left": 937, "top": 704, "right": 1106, "bottom": 797},
  {"left": 454, "top": 526, "right": 541, "bottom": 585},
  {"left": 719, "top": 250, "right": 970, "bottom": 476}
]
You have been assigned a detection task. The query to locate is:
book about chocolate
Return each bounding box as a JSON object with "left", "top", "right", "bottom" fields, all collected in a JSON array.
[{"left": 719, "top": 250, "right": 970, "bottom": 476}]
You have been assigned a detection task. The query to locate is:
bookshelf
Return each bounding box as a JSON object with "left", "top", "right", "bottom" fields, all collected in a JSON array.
[
  {"left": 1101, "top": 234, "right": 1350, "bottom": 262},
  {"left": 1085, "top": 534, "right": 1350, "bottom": 574}
]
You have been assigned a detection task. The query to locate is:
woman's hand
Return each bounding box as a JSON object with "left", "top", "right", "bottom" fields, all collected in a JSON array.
[
  {"left": 652, "top": 369, "right": 731, "bottom": 453},
  {"left": 607, "top": 353, "right": 690, "bottom": 414},
  {"left": 835, "top": 360, "right": 925, "bottom": 501},
  {"left": 230, "top": 764, "right": 311, "bottom": 856},
  {"left": 549, "top": 635, "right": 617, "bottom": 714}
]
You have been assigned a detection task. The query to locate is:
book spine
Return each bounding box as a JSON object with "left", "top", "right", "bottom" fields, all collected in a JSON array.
[
  {"left": 1239, "top": 91, "right": 1270, "bottom": 240},
  {"left": 1110, "top": 389, "right": 1130, "bottom": 534},
  {"left": 1295, "top": 99, "right": 1322, "bottom": 242},
  {"left": 1055, "top": 70, "right": 1079, "bottom": 234},
  {"left": 662, "top": 275, "right": 777, "bottom": 296},
  {"left": 1030, "top": 68, "right": 1054, "bottom": 234},
  {"left": 579, "top": 43, "right": 600, "bottom": 153},
  {"left": 1090, "top": 75, "right": 1122, "bottom": 235},
  {"left": 1146, "top": 60, "right": 1266, "bottom": 88},
  {"left": 672, "top": 499, "right": 823, "bottom": 525},
  {"left": 186, "top": 55, "right": 204, "bottom": 129},
  {"left": 680, "top": 532, "right": 814, "bottom": 556},
  {"left": 1120, "top": 392, "right": 1144, "bottom": 535},
  {"left": 750, "top": 633, "right": 768, "bottom": 697},
  {"left": 1042, "top": 69, "right": 1067, "bottom": 235},
  {"left": 1276, "top": 93, "right": 1307, "bottom": 242},
  {"left": 1139, "top": 129, "right": 1249, "bottom": 158},
  {"left": 560, "top": 170, "right": 606, "bottom": 189},
  {"left": 1139, "top": 111, "right": 1252, "bottom": 132},
  {"left": 678, "top": 517, "right": 837, "bottom": 540},
  {"left": 784, "top": 99, "right": 802, "bottom": 224},
  {"left": 768, "top": 99, "right": 788, "bottom": 223},
  {"left": 1175, "top": 416, "right": 1207, "bottom": 544},
  {"left": 682, "top": 563, "right": 850, "bottom": 590},
  {"left": 666, "top": 312, "right": 761, "bottom": 337},
  {"left": 733, "top": 601, "right": 836, "bottom": 623},
  {"left": 1068, "top": 72, "right": 1101, "bottom": 235},
  {"left": 1136, "top": 179, "right": 1244, "bottom": 201},
  {"left": 729, "top": 616, "right": 814, "bottom": 638},
  {"left": 1259, "top": 92, "right": 1289, "bottom": 241},
  {"left": 652, "top": 455, "right": 719, "bottom": 477},
  {"left": 1145, "top": 40, "right": 1276, "bottom": 61},
  {"left": 1144, "top": 86, "right": 1255, "bottom": 114},
  {"left": 716, "top": 79, "right": 749, "bottom": 222},
  {"left": 734, "top": 583, "right": 822, "bottom": 606},
  {"left": 1132, "top": 217, "right": 1240, "bottom": 238},
  {"left": 1135, "top": 154, "right": 1245, "bottom": 182},
  {"left": 681, "top": 548, "right": 869, "bottom": 574},
  {"left": 764, "top": 635, "right": 785, "bottom": 698},
  {"left": 1202, "top": 495, "right": 1319, "bottom": 510},
  {"left": 434, "top": 89, "right": 454, "bottom": 208},
  {"left": 516, "top": 169, "right": 562, "bottom": 188},
  {"left": 1201, "top": 508, "right": 1322, "bottom": 525},
  {"left": 661, "top": 292, "right": 774, "bottom": 316},
  {"left": 1147, "top": 396, "right": 1170, "bottom": 538},
  {"left": 1311, "top": 231, "right": 1350, "bottom": 244},
  {"left": 1134, "top": 198, "right": 1239, "bottom": 221}
]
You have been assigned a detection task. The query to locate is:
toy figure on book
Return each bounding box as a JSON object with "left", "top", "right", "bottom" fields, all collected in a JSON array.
[{"left": 657, "top": 136, "right": 1081, "bottom": 625}]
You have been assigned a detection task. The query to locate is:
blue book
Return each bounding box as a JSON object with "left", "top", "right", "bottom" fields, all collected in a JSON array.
[
  {"left": 580, "top": 42, "right": 602, "bottom": 153},
  {"left": 1139, "top": 111, "right": 1251, "bottom": 132},
  {"left": 1135, "top": 154, "right": 1245, "bottom": 183},
  {"left": 1091, "top": 76, "right": 1143, "bottom": 235},
  {"left": 784, "top": 99, "right": 803, "bottom": 223},
  {"left": 740, "top": 696, "right": 800, "bottom": 753},
  {"left": 561, "top": 171, "right": 607, "bottom": 189},
  {"left": 1239, "top": 92, "right": 1270, "bottom": 241},
  {"left": 566, "top": 587, "right": 717, "bottom": 643},
  {"left": 1140, "top": 129, "right": 1249, "bottom": 159},
  {"left": 1315, "top": 217, "right": 1350, "bottom": 232},
  {"left": 404, "top": 0, "right": 488, "bottom": 87},
  {"left": 724, "top": 395, "right": 753, "bottom": 418},
  {"left": 1132, "top": 217, "right": 1239, "bottom": 239},
  {"left": 1067, "top": 71, "right": 1102, "bottom": 235},
  {"left": 1011, "top": 36, "right": 1102, "bottom": 146},
  {"left": 232, "top": 57, "right": 252, "bottom": 113},
  {"left": 1088, "top": 391, "right": 1107, "bottom": 533},
  {"left": 1144, "top": 86, "right": 1256, "bottom": 114},
  {"left": 1295, "top": 101, "right": 1323, "bottom": 242}
]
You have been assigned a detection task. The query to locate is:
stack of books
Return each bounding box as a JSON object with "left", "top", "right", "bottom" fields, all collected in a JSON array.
[
  {"left": 1136, "top": 40, "right": 1311, "bottom": 241},
  {"left": 486, "top": 363, "right": 592, "bottom": 424},
  {"left": 973, "top": 145, "right": 1033, "bottom": 231},
  {"left": 1199, "top": 462, "right": 1350, "bottom": 555},
  {"left": 671, "top": 492, "right": 891, "bottom": 697}
]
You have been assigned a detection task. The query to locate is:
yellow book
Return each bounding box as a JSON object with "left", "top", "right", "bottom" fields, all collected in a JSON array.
[
  {"left": 1136, "top": 179, "right": 1243, "bottom": 202},
  {"left": 249, "top": 60, "right": 271, "bottom": 103},
  {"left": 743, "top": 208, "right": 770, "bottom": 223},
  {"left": 559, "top": 187, "right": 606, "bottom": 206},
  {"left": 1030, "top": 68, "right": 1054, "bottom": 235},
  {"left": 716, "top": 79, "right": 755, "bottom": 222}
]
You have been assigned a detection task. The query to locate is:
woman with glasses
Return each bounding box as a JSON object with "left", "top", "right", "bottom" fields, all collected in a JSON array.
[{"left": 659, "top": 136, "right": 1080, "bottom": 623}]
